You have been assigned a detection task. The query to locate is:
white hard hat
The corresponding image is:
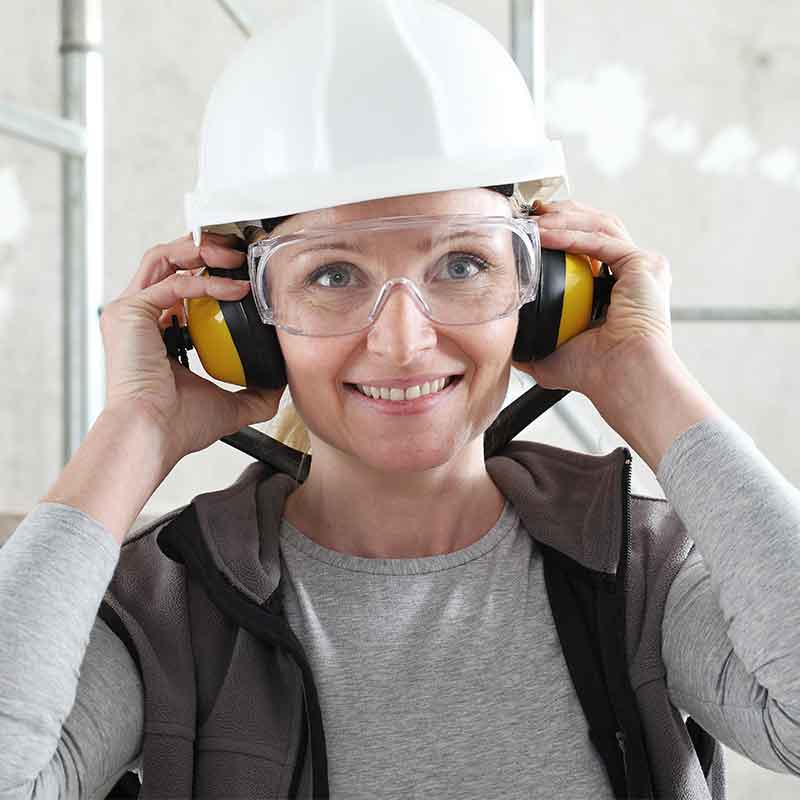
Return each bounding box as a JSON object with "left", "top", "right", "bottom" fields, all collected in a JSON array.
[{"left": 185, "top": 0, "right": 568, "bottom": 244}]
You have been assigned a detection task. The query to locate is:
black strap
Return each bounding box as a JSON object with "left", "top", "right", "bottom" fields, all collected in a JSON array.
[
  {"left": 104, "top": 772, "right": 141, "bottom": 798},
  {"left": 484, "top": 385, "right": 569, "bottom": 459},
  {"left": 686, "top": 716, "right": 716, "bottom": 778}
]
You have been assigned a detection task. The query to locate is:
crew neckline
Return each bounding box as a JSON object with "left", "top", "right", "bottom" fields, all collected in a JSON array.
[{"left": 279, "top": 500, "right": 519, "bottom": 575}]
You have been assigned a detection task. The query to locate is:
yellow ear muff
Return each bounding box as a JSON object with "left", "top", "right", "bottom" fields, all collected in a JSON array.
[
  {"left": 186, "top": 287, "right": 247, "bottom": 387},
  {"left": 557, "top": 253, "right": 595, "bottom": 348}
]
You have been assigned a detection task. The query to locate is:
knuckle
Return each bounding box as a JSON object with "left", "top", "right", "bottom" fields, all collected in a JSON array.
[
  {"left": 99, "top": 300, "right": 121, "bottom": 331},
  {"left": 141, "top": 242, "right": 167, "bottom": 266},
  {"left": 169, "top": 270, "right": 191, "bottom": 285}
]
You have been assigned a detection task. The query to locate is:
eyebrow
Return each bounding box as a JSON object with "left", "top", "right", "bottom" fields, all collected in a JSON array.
[{"left": 293, "top": 230, "right": 499, "bottom": 256}]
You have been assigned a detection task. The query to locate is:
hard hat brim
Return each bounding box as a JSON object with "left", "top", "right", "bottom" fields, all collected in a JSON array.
[{"left": 186, "top": 143, "right": 568, "bottom": 244}]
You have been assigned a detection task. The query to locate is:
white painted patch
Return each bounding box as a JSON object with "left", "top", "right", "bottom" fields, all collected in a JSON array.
[
  {"left": 0, "top": 167, "right": 30, "bottom": 246},
  {"left": 547, "top": 64, "right": 649, "bottom": 177},
  {"left": 650, "top": 115, "right": 699, "bottom": 154},
  {"left": 0, "top": 286, "right": 11, "bottom": 324},
  {"left": 696, "top": 125, "right": 758, "bottom": 176},
  {"left": 758, "top": 146, "right": 799, "bottom": 184}
]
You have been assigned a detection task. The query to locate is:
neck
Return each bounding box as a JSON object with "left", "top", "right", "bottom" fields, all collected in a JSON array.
[{"left": 282, "top": 437, "right": 506, "bottom": 558}]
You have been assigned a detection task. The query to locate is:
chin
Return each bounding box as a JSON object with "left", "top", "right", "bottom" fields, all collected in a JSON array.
[{"left": 343, "top": 430, "right": 471, "bottom": 476}]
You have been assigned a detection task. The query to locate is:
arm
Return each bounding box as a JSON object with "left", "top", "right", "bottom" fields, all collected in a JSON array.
[
  {"left": 593, "top": 339, "right": 800, "bottom": 773},
  {"left": 1, "top": 407, "right": 173, "bottom": 797},
  {"left": 657, "top": 413, "right": 800, "bottom": 775},
  {"left": 0, "top": 504, "right": 144, "bottom": 799}
]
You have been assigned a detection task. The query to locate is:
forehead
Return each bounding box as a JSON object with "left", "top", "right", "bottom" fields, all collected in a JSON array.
[{"left": 275, "top": 188, "right": 511, "bottom": 235}]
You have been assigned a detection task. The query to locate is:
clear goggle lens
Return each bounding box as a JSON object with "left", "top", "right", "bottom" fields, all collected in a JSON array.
[{"left": 247, "top": 215, "right": 540, "bottom": 337}]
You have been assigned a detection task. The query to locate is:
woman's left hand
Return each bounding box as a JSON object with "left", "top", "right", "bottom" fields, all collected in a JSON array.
[{"left": 514, "top": 199, "right": 675, "bottom": 400}]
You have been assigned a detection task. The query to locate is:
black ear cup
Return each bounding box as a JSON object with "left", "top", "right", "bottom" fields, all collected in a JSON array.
[{"left": 203, "top": 267, "right": 287, "bottom": 389}]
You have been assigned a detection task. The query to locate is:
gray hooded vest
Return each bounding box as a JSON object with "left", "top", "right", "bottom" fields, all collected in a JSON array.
[{"left": 99, "top": 439, "right": 725, "bottom": 799}]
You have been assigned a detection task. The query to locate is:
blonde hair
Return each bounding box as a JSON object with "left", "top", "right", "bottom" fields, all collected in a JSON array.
[{"left": 271, "top": 400, "right": 312, "bottom": 454}]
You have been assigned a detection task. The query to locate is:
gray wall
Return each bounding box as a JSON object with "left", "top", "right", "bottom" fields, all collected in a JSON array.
[{"left": 1, "top": 2, "right": 798, "bottom": 796}]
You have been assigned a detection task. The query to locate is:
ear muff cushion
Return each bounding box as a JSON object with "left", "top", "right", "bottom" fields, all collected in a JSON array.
[
  {"left": 202, "top": 267, "right": 287, "bottom": 389},
  {"left": 513, "top": 248, "right": 566, "bottom": 362}
]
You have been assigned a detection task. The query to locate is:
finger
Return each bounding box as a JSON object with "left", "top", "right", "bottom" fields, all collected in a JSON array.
[
  {"left": 533, "top": 228, "right": 640, "bottom": 271},
  {"left": 158, "top": 301, "right": 187, "bottom": 331},
  {"left": 130, "top": 272, "right": 251, "bottom": 324},
  {"left": 123, "top": 235, "right": 246, "bottom": 297},
  {"left": 533, "top": 199, "right": 594, "bottom": 216},
  {"left": 535, "top": 208, "right": 633, "bottom": 243}
]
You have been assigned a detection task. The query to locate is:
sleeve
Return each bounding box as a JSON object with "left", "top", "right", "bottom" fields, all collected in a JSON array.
[
  {"left": 658, "top": 413, "right": 800, "bottom": 776},
  {"left": 0, "top": 503, "right": 144, "bottom": 800}
]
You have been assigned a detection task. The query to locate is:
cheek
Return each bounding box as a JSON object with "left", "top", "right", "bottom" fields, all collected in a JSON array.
[
  {"left": 461, "top": 316, "right": 518, "bottom": 420},
  {"left": 471, "top": 316, "right": 517, "bottom": 380},
  {"left": 275, "top": 330, "right": 348, "bottom": 425}
]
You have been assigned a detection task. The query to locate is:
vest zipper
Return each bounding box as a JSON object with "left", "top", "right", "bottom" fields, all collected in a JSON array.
[{"left": 616, "top": 729, "right": 628, "bottom": 779}]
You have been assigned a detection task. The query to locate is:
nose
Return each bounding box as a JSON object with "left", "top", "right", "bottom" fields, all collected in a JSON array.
[{"left": 366, "top": 284, "right": 437, "bottom": 366}]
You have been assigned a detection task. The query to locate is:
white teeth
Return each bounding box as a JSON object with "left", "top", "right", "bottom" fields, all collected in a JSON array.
[{"left": 356, "top": 377, "right": 455, "bottom": 401}]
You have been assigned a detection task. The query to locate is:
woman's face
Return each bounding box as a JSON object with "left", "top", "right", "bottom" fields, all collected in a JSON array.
[{"left": 274, "top": 188, "right": 519, "bottom": 474}]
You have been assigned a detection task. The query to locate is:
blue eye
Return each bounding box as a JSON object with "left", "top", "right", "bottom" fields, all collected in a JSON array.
[
  {"left": 310, "top": 264, "right": 354, "bottom": 288},
  {"left": 436, "top": 253, "right": 490, "bottom": 280}
]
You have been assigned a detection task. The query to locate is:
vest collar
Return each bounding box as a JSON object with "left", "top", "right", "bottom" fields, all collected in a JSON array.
[{"left": 158, "top": 441, "right": 631, "bottom": 604}]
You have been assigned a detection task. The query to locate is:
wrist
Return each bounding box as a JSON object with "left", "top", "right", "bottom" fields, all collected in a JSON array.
[
  {"left": 41, "top": 403, "right": 179, "bottom": 544},
  {"left": 587, "top": 337, "right": 723, "bottom": 474}
]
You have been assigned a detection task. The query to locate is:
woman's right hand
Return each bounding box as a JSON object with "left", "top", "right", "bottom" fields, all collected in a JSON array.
[{"left": 100, "top": 231, "right": 284, "bottom": 465}]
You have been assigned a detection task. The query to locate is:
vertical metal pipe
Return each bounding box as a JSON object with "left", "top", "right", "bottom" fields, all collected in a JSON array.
[
  {"left": 61, "top": 0, "right": 104, "bottom": 462},
  {"left": 511, "top": 0, "right": 546, "bottom": 122},
  {"left": 510, "top": 0, "right": 601, "bottom": 455}
]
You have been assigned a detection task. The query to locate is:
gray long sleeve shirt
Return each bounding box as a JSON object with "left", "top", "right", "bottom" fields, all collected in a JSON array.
[{"left": 1, "top": 413, "right": 799, "bottom": 798}]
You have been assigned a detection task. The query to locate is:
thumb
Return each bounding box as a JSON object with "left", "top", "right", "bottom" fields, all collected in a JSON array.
[
  {"left": 230, "top": 387, "right": 284, "bottom": 429},
  {"left": 523, "top": 341, "right": 580, "bottom": 392}
]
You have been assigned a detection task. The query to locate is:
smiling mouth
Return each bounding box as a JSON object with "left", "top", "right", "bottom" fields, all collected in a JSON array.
[{"left": 347, "top": 376, "right": 461, "bottom": 402}]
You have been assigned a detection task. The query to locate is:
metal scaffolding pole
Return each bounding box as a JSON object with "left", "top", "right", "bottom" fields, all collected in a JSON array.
[
  {"left": 0, "top": 1, "right": 103, "bottom": 465},
  {"left": 509, "top": 0, "right": 601, "bottom": 453},
  {"left": 511, "top": 0, "right": 545, "bottom": 112},
  {"left": 61, "top": 0, "right": 104, "bottom": 462}
]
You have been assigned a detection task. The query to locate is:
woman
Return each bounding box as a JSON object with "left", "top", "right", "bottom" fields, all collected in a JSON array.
[{"left": 2, "top": 3, "right": 800, "bottom": 799}]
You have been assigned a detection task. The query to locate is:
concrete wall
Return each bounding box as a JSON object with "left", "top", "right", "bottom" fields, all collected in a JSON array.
[{"left": 1, "top": 2, "right": 798, "bottom": 796}]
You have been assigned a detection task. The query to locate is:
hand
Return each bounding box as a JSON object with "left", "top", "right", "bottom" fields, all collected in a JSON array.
[
  {"left": 100, "top": 232, "right": 284, "bottom": 464},
  {"left": 514, "top": 199, "right": 674, "bottom": 399}
]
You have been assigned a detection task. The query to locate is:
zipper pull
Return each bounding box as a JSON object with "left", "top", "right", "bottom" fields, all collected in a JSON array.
[{"left": 616, "top": 729, "right": 628, "bottom": 777}]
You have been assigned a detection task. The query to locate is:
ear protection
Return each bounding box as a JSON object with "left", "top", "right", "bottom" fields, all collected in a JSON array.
[{"left": 166, "top": 248, "right": 615, "bottom": 390}]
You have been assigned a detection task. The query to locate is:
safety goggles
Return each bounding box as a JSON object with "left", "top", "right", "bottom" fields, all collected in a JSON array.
[{"left": 246, "top": 214, "right": 541, "bottom": 337}]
